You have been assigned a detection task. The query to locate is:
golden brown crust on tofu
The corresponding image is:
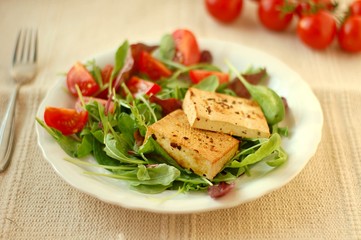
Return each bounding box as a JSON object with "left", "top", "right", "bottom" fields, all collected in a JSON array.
[
  {"left": 183, "top": 88, "right": 270, "bottom": 139},
  {"left": 144, "top": 110, "right": 239, "bottom": 180}
]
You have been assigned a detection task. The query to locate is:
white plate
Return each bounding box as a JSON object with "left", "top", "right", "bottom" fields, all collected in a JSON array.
[{"left": 35, "top": 39, "right": 323, "bottom": 214}]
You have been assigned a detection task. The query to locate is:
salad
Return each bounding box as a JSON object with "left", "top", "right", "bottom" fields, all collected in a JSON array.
[{"left": 36, "top": 29, "right": 289, "bottom": 198}]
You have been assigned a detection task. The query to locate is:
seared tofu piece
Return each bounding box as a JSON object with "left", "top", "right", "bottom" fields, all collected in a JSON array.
[
  {"left": 183, "top": 88, "right": 270, "bottom": 139},
  {"left": 144, "top": 110, "right": 239, "bottom": 180}
]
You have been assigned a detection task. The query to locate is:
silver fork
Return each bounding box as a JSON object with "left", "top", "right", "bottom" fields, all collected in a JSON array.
[{"left": 0, "top": 29, "right": 38, "bottom": 172}]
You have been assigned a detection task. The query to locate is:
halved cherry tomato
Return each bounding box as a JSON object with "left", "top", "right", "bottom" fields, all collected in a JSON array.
[
  {"left": 126, "top": 76, "right": 162, "bottom": 97},
  {"left": 205, "top": 0, "right": 243, "bottom": 23},
  {"left": 66, "top": 62, "right": 99, "bottom": 97},
  {"left": 297, "top": 10, "right": 337, "bottom": 49},
  {"left": 96, "top": 64, "right": 114, "bottom": 99},
  {"left": 75, "top": 97, "right": 115, "bottom": 114},
  {"left": 189, "top": 70, "right": 229, "bottom": 84},
  {"left": 172, "top": 29, "right": 201, "bottom": 66},
  {"left": 44, "top": 107, "right": 88, "bottom": 135},
  {"left": 131, "top": 43, "right": 158, "bottom": 72},
  {"left": 101, "top": 64, "right": 113, "bottom": 84},
  {"left": 137, "top": 51, "right": 172, "bottom": 80},
  {"left": 350, "top": 0, "right": 361, "bottom": 16},
  {"left": 338, "top": 16, "right": 361, "bottom": 53},
  {"left": 258, "top": 0, "right": 294, "bottom": 31}
]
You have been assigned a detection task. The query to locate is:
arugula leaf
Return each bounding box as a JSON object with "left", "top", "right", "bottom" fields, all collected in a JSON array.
[
  {"left": 158, "top": 34, "right": 175, "bottom": 61},
  {"left": 84, "top": 163, "right": 180, "bottom": 194},
  {"left": 271, "top": 124, "right": 289, "bottom": 137},
  {"left": 92, "top": 136, "right": 120, "bottom": 166},
  {"left": 130, "top": 184, "right": 171, "bottom": 194},
  {"left": 238, "top": 133, "right": 281, "bottom": 167},
  {"left": 139, "top": 137, "right": 188, "bottom": 173},
  {"left": 133, "top": 164, "right": 180, "bottom": 186},
  {"left": 116, "top": 113, "right": 136, "bottom": 147},
  {"left": 76, "top": 133, "right": 93, "bottom": 158},
  {"left": 104, "top": 133, "right": 145, "bottom": 164},
  {"left": 193, "top": 75, "right": 219, "bottom": 92},
  {"left": 212, "top": 172, "right": 239, "bottom": 183},
  {"left": 36, "top": 118, "right": 83, "bottom": 158},
  {"left": 266, "top": 147, "right": 288, "bottom": 167},
  {"left": 110, "top": 40, "right": 129, "bottom": 83},
  {"left": 87, "top": 59, "right": 103, "bottom": 87}
]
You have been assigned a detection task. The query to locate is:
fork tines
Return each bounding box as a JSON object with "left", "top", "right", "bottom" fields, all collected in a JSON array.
[{"left": 13, "top": 28, "right": 38, "bottom": 64}]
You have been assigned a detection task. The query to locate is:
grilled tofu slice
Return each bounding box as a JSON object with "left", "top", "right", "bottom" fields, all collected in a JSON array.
[
  {"left": 183, "top": 88, "right": 270, "bottom": 139},
  {"left": 144, "top": 109, "right": 239, "bottom": 180}
]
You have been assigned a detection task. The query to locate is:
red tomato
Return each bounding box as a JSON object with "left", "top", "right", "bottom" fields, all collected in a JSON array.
[
  {"left": 258, "top": 0, "right": 294, "bottom": 31},
  {"left": 137, "top": 51, "right": 172, "bottom": 80},
  {"left": 318, "top": 0, "right": 336, "bottom": 10},
  {"left": 126, "top": 76, "right": 162, "bottom": 97},
  {"left": 338, "top": 16, "right": 361, "bottom": 53},
  {"left": 66, "top": 62, "right": 99, "bottom": 97},
  {"left": 350, "top": 0, "right": 361, "bottom": 16},
  {"left": 295, "top": 0, "right": 335, "bottom": 17},
  {"left": 96, "top": 64, "right": 114, "bottom": 99},
  {"left": 131, "top": 43, "right": 158, "bottom": 72},
  {"left": 295, "top": 2, "right": 311, "bottom": 17},
  {"left": 44, "top": 107, "right": 88, "bottom": 135},
  {"left": 172, "top": 29, "right": 201, "bottom": 66},
  {"left": 189, "top": 70, "right": 229, "bottom": 84},
  {"left": 101, "top": 64, "right": 113, "bottom": 84},
  {"left": 205, "top": 0, "right": 243, "bottom": 23},
  {"left": 297, "top": 11, "right": 337, "bottom": 49}
]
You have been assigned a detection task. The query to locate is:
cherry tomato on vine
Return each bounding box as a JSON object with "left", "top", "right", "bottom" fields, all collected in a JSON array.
[
  {"left": 44, "top": 107, "right": 88, "bottom": 135},
  {"left": 350, "top": 0, "right": 361, "bottom": 16},
  {"left": 297, "top": 10, "right": 337, "bottom": 49},
  {"left": 338, "top": 16, "right": 361, "bottom": 53},
  {"left": 205, "top": 0, "right": 243, "bottom": 23},
  {"left": 258, "top": 0, "right": 294, "bottom": 31},
  {"left": 66, "top": 62, "right": 99, "bottom": 97},
  {"left": 295, "top": 0, "right": 335, "bottom": 17}
]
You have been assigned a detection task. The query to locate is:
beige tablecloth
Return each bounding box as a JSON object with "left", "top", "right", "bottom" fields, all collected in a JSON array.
[{"left": 1, "top": 0, "right": 360, "bottom": 239}]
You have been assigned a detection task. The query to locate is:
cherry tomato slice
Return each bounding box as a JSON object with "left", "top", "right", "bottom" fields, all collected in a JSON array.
[
  {"left": 172, "top": 29, "right": 201, "bottom": 66},
  {"left": 44, "top": 107, "right": 88, "bottom": 135},
  {"left": 95, "top": 64, "right": 114, "bottom": 99},
  {"left": 137, "top": 51, "right": 172, "bottom": 80},
  {"left": 126, "top": 76, "right": 162, "bottom": 97},
  {"left": 189, "top": 70, "right": 229, "bottom": 84},
  {"left": 205, "top": 0, "right": 243, "bottom": 23},
  {"left": 258, "top": 0, "right": 293, "bottom": 31},
  {"left": 131, "top": 43, "right": 158, "bottom": 72},
  {"left": 101, "top": 64, "right": 113, "bottom": 84},
  {"left": 338, "top": 16, "right": 361, "bottom": 53},
  {"left": 66, "top": 62, "right": 99, "bottom": 97},
  {"left": 350, "top": 0, "right": 361, "bottom": 16},
  {"left": 297, "top": 10, "right": 337, "bottom": 50}
]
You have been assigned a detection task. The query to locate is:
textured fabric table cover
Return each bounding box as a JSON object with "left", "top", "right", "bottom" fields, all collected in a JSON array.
[{"left": 1, "top": 0, "right": 360, "bottom": 239}]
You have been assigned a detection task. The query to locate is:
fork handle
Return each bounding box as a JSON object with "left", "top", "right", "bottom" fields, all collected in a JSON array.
[{"left": 0, "top": 86, "right": 19, "bottom": 172}]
